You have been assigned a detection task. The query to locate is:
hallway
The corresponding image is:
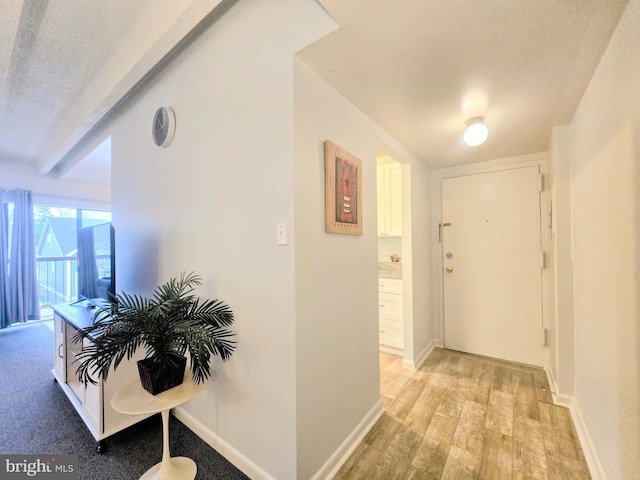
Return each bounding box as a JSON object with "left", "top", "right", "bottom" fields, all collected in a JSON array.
[{"left": 334, "top": 349, "right": 590, "bottom": 479}]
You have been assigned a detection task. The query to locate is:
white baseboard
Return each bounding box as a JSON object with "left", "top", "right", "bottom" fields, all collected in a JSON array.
[
  {"left": 542, "top": 364, "right": 606, "bottom": 480},
  {"left": 402, "top": 338, "right": 439, "bottom": 370},
  {"left": 543, "top": 362, "right": 572, "bottom": 407},
  {"left": 173, "top": 406, "right": 277, "bottom": 480},
  {"left": 176, "top": 400, "right": 384, "bottom": 480},
  {"left": 311, "top": 400, "right": 385, "bottom": 480},
  {"left": 567, "top": 398, "right": 607, "bottom": 480}
]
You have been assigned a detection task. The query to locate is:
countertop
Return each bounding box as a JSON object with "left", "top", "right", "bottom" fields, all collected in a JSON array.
[{"left": 378, "top": 262, "right": 402, "bottom": 279}]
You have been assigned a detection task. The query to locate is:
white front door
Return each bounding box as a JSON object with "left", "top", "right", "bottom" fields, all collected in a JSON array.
[{"left": 442, "top": 166, "right": 543, "bottom": 366}]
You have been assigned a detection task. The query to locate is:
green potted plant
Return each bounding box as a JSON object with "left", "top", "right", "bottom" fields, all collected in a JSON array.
[{"left": 74, "top": 272, "right": 236, "bottom": 395}]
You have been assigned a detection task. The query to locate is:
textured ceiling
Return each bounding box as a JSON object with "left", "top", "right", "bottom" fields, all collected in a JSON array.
[
  {"left": 0, "top": 1, "right": 149, "bottom": 172},
  {"left": 0, "top": 0, "right": 630, "bottom": 183},
  {"left": 0, "top": 0, "right": 235, "bottom": 184},
  {"left": 299, "top": 0, "right": 629, "bottom": 168}
]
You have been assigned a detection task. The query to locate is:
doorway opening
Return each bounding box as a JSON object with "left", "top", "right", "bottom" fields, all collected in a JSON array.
[{"left": 376, "top": 155, "right": 404, "bottom": 355}]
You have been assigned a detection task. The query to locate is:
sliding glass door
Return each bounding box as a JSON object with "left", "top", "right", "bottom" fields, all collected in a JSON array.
[{"left": 34, "top": 206, "right": 111, "bottom": 317}]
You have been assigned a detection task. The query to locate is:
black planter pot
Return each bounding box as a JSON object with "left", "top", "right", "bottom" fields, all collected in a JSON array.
[{"left": 137, "top": 355, "right": 187, "bottom": 395}]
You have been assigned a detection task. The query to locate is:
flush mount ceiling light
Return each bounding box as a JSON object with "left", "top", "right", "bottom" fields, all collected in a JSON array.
[{"left": 463, "top": 116, "right": 488, "bottom": 146}]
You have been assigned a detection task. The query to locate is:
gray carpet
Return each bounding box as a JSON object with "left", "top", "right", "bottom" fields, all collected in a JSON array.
[{"left": 0, "top": 322, "right": 249, "bottom": 480}]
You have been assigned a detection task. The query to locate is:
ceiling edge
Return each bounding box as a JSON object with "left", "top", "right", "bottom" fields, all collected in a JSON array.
[{"left": 42, "top": 0, "right": 239, "bottom": 179}]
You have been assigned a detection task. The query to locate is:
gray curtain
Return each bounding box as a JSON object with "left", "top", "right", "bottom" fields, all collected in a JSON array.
[
  {"left": 6, "top": 189, "right": 40, "bottom": 324},
  {"left": 0, "top": 190, "right": 10, "bottom": 328}
]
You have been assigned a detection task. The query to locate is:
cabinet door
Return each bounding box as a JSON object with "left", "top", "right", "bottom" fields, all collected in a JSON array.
[
  {"left": 378, "top": 292, "right": 403, "bottom": 321},
  {"left": 386, "top": 163, "right": 402, "bottom": 236},
  {"left": 377, "top": 163, "right": 402, "bottom": 237},
  {"left": 376, "top": 164, "right": 386, "bottom": 236},
  {"left": 378, "top": 278, "right": 404, "bottom": 350},
  {"left": 54, "top": 315, "right": 66, "bottom": 380},
  {"left": 65, "top": 324, "right": 84, "bottom": 402},
  {"left": 378, "top": 278, "right": 403, "bottom": 295},
  {"left": 83, "top": 360, "right": 103, "bottom": 433},
  {"left": 379, "top": 320, "right": 403, "bottom": 348}
]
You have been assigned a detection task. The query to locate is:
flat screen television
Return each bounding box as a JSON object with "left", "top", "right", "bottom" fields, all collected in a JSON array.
[{"left": 77, "top": 222, "right": 115, "bottom": 306}]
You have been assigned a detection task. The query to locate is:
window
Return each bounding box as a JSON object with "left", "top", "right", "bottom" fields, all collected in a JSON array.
[{"left": 35, "top": 205, "right": 111, "bottom": 310}]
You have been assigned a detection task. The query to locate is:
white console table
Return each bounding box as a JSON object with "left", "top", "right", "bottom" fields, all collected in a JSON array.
[
  {"left": 52, "top": 302, "right": 152, "bottom": 451},
  {"left": 112, "top": 373, "right": 206, "bottom": 480}
]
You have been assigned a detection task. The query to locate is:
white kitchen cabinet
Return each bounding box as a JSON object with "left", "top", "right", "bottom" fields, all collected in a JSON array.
[
  {"left": 378, "top": 278, "right": 403, "bottom": 353},
  {"left": 377, "top": 163, "right": 402, "bottom": 237}
]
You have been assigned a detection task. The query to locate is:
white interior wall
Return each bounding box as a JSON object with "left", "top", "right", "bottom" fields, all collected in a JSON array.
[
  {"left": 109, "top": 1, "right": 335, "bottom": 479},
  {"left": 546, "top": 125, "right": 575, "bottom": 401},
  {"left": 293, "top": 57, "right": 433, "bottom": 478},
  {"left": 377, "top": 236, "right": 402, "bottom": 262},
  {"left": 569, "top": 1, "right": 640, "bottom": 478},
  {"left": 293, "top": 57, "right": 381, "bottom": 480},
  {"left": 1, "top": 169, "right": 110, "bottom": 207},
  {"left": 397, "top": 158, "right": 433, "bottom": 368}
]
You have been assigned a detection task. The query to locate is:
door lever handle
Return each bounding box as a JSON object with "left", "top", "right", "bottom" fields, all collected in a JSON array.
[
  {"left": 446, "top": 267, "right": 453, "bottom": 273},
  {"left": 439, "top": 222, "right": 452, "bottom": 243}
]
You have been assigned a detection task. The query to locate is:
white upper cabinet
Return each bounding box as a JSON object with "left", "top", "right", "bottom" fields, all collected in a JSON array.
[{"left": 377, "top": 162, "right": 402, "bottom": 237}]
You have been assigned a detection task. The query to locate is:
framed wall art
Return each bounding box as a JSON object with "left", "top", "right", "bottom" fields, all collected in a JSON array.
[{"left": 324, "top": 140, "right": 363, "bottom": 235}]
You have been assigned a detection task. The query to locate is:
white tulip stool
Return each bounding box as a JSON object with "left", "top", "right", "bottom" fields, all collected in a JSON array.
[{"left": 112, "top": 372, "right": 206, "bottom": 480}]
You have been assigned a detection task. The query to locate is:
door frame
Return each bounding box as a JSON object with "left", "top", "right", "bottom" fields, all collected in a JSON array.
[
  {"left": 376, "top": 139, "right": 420, "bottom": 370},
  {"left": 430, "top": 152, "right": 551, "bottom": 365}
]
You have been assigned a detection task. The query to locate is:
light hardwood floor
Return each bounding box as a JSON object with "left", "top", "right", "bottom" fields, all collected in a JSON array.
[{"left": 334, "top": 348, "right": 591, "bottom": 480}]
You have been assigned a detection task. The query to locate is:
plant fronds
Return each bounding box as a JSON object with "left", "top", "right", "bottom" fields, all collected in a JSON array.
[{"left": 74, "top": 271, "right": 236, "bottom": 386}]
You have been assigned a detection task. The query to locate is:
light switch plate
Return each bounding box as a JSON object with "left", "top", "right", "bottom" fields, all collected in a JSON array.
[{"left": 277, "top": 222, "right": 288, "bottom": 245}]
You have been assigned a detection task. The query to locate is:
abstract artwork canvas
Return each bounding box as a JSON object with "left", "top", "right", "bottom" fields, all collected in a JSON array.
[{"left": 324, "top": 140, "right": 363, "bottom": 235}]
